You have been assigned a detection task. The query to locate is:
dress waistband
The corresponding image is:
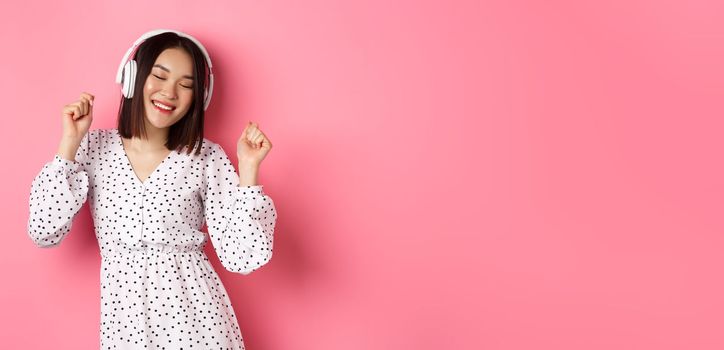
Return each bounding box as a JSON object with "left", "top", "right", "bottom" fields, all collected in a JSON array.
[{"left": 101, "top": 246, "right": 205, "bottom": 261}]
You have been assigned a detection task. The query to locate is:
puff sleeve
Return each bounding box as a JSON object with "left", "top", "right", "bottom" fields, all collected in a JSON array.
[
  {"left": 27, "top": 131, "right": 91, "bottom": 248},
  {"left": 202, "top": 143, "right": 277, "bottom": 275}
]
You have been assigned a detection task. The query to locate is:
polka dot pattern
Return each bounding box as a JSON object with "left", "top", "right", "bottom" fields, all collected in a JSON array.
[{"left": 27, "top": 128, "right": 277, "bottom": 349}]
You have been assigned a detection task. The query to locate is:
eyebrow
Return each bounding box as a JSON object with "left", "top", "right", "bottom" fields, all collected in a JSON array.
[{"left": 153, "top": 64, "right": 194, "bottom": 80}]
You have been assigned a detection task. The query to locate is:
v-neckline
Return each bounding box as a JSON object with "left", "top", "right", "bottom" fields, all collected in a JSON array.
[{"left": 115, "top": 129, "right": 175, "bottom": 186}]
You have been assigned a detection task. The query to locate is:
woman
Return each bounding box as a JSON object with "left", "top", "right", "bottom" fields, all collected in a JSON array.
[{"left": 27, "top": 29, "right": 277, "bottom": 349}]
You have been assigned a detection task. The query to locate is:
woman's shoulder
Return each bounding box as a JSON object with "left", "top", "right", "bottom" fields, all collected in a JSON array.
[
  {"left": 179, "top": 136, "right": 226, "bottom": 163},
  {"left": 80, "top": 128, "right": 115, "bottom": 151},
  {"left": 84, "top": 127, "right": 117, "bottom": 141},
  {"left": 198, "top": 137, "right": 230, "bottom": 158}
]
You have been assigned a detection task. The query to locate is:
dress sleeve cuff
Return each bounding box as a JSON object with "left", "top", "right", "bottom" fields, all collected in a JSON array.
[
  {"left": 51, "top": 154, "right": 82, "bottom": 172},
  {"left": 234, "top": 185, "right": 265, "bottom": 199}
]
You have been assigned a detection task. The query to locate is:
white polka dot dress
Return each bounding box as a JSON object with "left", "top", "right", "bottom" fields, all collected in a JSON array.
[{"left": 27, "top": 128, "right": 277, "bottom": 349}]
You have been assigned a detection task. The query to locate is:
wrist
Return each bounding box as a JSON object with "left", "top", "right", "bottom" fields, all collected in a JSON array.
[
  {"left": 238, "top": 162, "right": 259, "bottom": 187},
  {"left": 57, "top": 138, "right": 82, "bottom": 162},
  {"left": 61, "top": 132, "right": 84, "bottom": 142},
  {"left": 60, "top": 135, "right": 82, "bottom": 146},
  {"left": 237, "top": 160, "right": 260, "bottom": 170}
]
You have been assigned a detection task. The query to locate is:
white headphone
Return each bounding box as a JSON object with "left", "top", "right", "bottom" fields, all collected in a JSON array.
[{"left": 115, "top": 29, "right": 215, "bottom": 111}]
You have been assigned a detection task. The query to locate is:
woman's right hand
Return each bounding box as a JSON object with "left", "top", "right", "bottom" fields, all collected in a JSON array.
[{"left": 61, "top": 92, "right": 94, "bottom": 141}]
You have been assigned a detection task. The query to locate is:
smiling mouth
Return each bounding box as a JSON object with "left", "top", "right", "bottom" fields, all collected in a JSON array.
[{"left": 151, "top": 100, "right": 176, "bottom": 113}]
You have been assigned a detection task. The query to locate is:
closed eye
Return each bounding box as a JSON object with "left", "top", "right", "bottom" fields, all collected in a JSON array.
[{"left": 153, "top": 74, "right": 193, "bottom": 89}]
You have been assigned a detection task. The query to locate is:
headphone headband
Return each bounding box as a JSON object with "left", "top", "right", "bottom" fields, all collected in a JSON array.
[{"left": 115, "top": 29, "right": 214, "bottom": 111}]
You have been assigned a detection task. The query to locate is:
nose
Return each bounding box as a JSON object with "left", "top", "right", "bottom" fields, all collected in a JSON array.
[{"left": 160, "top": 81, "right": 178, "bottom": 99}]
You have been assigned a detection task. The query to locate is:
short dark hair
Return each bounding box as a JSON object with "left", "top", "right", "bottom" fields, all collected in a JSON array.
[{"left": 116, "top": 32, "right": 210, "bottom": 155}]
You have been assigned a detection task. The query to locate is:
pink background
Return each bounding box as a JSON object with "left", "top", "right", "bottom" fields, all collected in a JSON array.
[{"left": 2, "top": 0, "right": 723, "bottom": 349}]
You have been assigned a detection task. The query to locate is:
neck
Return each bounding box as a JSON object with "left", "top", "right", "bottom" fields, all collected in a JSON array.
[{"left": 125, "top": 119, "right": 170, "bottom": 152}]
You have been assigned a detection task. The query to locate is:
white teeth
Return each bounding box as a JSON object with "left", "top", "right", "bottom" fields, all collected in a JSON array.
[{"left": 153, "top": 101, "right": 174, "bottom": 110}]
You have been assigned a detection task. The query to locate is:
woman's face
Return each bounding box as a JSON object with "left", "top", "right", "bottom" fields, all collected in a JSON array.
[{"left": 142, "top": 47, "right": 195, "bottom": 130}]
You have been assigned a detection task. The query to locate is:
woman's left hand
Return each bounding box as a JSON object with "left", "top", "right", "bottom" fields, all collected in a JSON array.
[{"left": 237, "top": 121, "right": 273, "bottom": 166}]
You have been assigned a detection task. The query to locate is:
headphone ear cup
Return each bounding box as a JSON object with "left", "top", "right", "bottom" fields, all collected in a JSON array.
[{"left": 122, "top": 60, "right": 137, "bottom": 99}]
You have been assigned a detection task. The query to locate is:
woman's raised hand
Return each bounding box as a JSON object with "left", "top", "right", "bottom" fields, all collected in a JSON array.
[
  {"left": 237, "top": 121, "right": 273, "bottom": 166},
  {"left": 61, "top": 92, "right": 94, "bottom": 141}
]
